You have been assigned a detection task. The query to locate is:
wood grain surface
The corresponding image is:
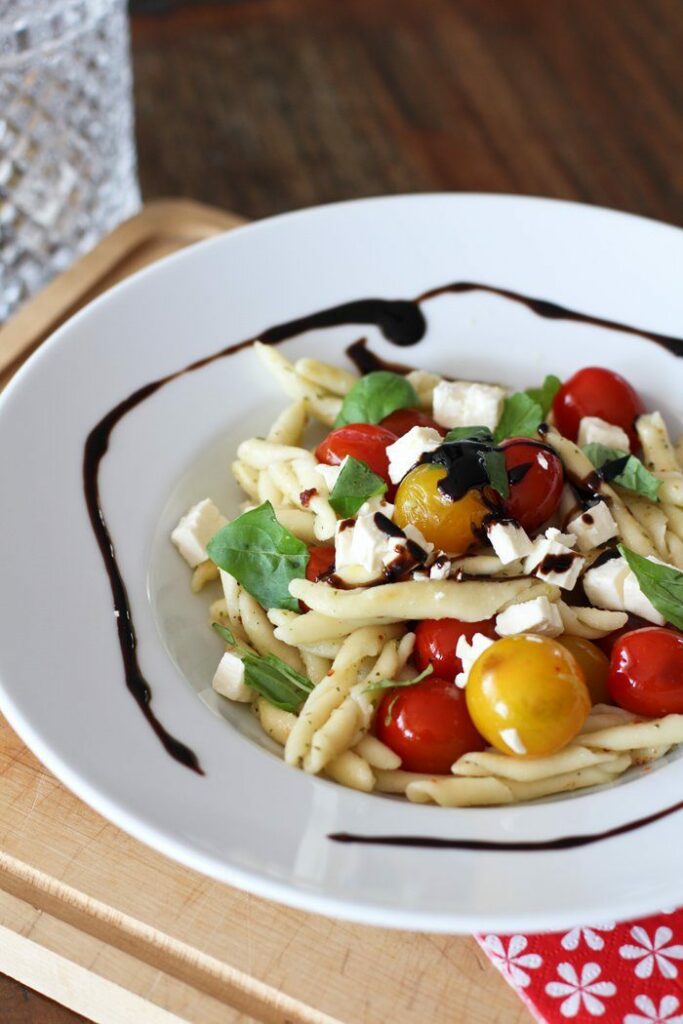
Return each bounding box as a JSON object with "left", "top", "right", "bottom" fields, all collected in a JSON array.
[{"left": 5, "top": 0, "right": 682, "bottom": 1020}]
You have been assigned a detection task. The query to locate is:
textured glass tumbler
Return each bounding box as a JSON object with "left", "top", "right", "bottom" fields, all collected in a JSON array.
[{"left": 0, "top": 0, "right": 141, "bottom": 321}]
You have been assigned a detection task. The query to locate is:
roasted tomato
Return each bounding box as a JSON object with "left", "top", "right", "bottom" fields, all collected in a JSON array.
[
  {"left": 500, "top": 438, "right": 564, "bottom": 532},
  {"left": 414, "top": 618, "right": 498, "bottom": 681},
  {"left": 394, "top": 463, "right": 489, "bottom": 555},
  {"left": 316, "top": 423, "right": 397, "bottom": 486},
  {"left": 558, "top": 635, "right": 611, "bottom": 705},
  {"left": 380, "top": 407, "right": 445, "bottom": 437},
  {"left": 466, "top": 636, "right": 591, "bottom": 756},
  {"left": 306, "top": 545, "right": 335, "bottom": 582},
  {"left": 607, "top": 627, "right": 683, "bottom": 716},
  {"left": 552, "top": 367, "right": 645, "bottom": 449},
  {"left": 376, "top": 675, "right": 486, "bottom": 774}
]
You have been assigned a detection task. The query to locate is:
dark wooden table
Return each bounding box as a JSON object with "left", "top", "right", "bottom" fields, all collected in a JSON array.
[{"left": 6, "top": 0, "right": 682, "bottom": 1020}]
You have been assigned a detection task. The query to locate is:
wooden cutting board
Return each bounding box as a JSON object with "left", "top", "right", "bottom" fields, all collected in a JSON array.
[{"left": 0, "top": 200, "right": 527, "bottom": 1024}]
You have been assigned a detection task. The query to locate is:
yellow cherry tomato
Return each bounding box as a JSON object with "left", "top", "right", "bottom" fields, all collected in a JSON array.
[
  {"left": 394, "top": 463, "right": 489, "bottom": 555},
  {"left": 466, "top": 635, "right": 591, "bottom": 757},
  {"left": 558, "top": 635, "right": 611, "bottom": 705}
]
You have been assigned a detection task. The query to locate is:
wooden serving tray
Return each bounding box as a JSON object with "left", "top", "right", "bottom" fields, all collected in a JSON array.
[{"left": 0, "top": 200, "right": 526, "bottom": 1024}]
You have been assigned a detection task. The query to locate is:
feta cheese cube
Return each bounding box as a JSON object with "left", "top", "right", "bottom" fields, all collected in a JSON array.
[
  {"left": 171, "top": 498, "right": 227, "bottom": 568},
  {"left": 487, "top": 520, "right": 533, "bottom": 564},
  {"left": 583, "top": 556, "right": 629, "bottom": 610},
  {"left": 622, "top": 571, "right": 666, "bottom": 625},
  {"left": 495, "top": 596, "right": 563, "bottom": 638},
  {"left": 524, "top": 533, "right": 585, "bottom": 590},
  {"left": 335, "top": 511, "right": 388, "bottom": 575},
  {"left": 566, "top": 501, "right": 618, "bottom": 552},
  {"left": 400, "top": 523, "right": 434, "bottom": 556},
  {"left": 454, "top": 632, "right": 496, "bottom": 689},
  {"left": 386, "top": 426, "right": 442, "bottom": 484},
  {"left": 433, "top": 380, "right": 506, "bottom": 431},
  {"left": 499, "top": 728, "right": 527, "bottom": 755},
  {"left": 316, "top": 457, "right": 346, "bottom": 490},
  {"left": 429, "top": 555, "right": 452, "bottom": 580},
  {"left": 578, "top": 416, "right": 630, "bottom": 452},
  {"left": 544, "top": 527, "right": 577, "bottom": 548},
  {"left": 212, "top": 651, "right": 252, "bottom": 702}
]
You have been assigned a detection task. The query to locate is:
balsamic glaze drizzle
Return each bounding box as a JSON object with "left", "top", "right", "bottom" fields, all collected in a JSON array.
[{"left": 83, "top": 280, "right": 682, "bottom": 790}]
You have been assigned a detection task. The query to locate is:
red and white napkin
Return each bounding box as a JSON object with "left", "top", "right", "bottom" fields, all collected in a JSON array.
[{"left": 477, "top": 908, "right": 683, "bottom": 1023}]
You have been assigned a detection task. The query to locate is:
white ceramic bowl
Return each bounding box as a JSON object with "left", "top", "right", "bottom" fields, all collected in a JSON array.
[{"left": 0, "top": 194, "right": 681, "bottom": 933}]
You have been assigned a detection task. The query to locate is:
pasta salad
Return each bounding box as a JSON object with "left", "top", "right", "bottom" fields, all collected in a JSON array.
[{"left": 171, "top": 343, "right": 683, "bottom": 806}]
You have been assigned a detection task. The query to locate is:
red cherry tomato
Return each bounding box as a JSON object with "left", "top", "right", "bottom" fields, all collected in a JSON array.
[
  {"left": 552, "top": 367, "right": 645, "bottom": 449},
  {"left": 596, "top": 614, "right": 650, "bottom": 657},
  {"left": 414, "top": 618, "right": 498, "bottom": 681},
  {"left": 608, "top": 627, "right": 683, "bottom": 716},
  {"left": 500, "top": 438, "right": 564, "bottom": 532},
  {"left": 306, "top": 546, "right": 335, "bottom": 582},
  {"left": 380, "top": 407, "right": 445, "bottom": 437},
  {"left": 376, "top": 675, "right": 486, "bottom": 773},
  {"left": 315, "top": 423, "right": 397, "bottom": 486}
]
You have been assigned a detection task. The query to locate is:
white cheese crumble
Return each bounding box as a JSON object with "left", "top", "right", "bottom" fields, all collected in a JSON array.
[
  {"left": 432, "top": 380, "right": 506, "bottom": 431},
  {"left": 429, "top": 556, "right": 452, "bottom": 580},
  {"left": 386, "top": 426, "right": 442, "bottom": 484},
  {"left": 578, "top": 416, "right": 630, "bottom": 452},
  {"left": 212, "top": 651, "right": 252, "bottom": 702},
  {"left": 583, "top": 554, "right": 666, "bottom": 625},
  {"left": 316, "top": 457, "right": 347, "bottom": 490},
  {"left": 500, "top": 728, "right": 527, "bottom": 755},
  {"left": 566, "top": 501, "right": 618, "bottom": 552},
  {"left": 171, "top": 498, "right": 227, "bottom": 568},
  {"left": 454, "top": 632, "right": 495, "bottom": 689},
  {"left": 334, "top": 501, "right": 431, "bottom": 581},
  {"left": 486, "top": 520, "right": 533, "bottom": 564},
  {"left": 523, "top": 528, "right": 585, "bottom": 590},
  {"left": 495, "top": 596, "right": 564, "bottom": 638}
]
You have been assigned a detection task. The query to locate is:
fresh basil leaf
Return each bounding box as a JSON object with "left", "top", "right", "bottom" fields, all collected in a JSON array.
[
  {"left": 212, "top": 621, "right": 239, "bottom": 648},
  {"left": 242, "top": 653, "right": 313, "bottom": 712},
  {"left": 364, "top": 664, "right": 433, "bottom": 695},
  {"left": 493, "top": 392, "right": 544, "bottom": 443},
  {"left": 583, "top": 443, "right": 661, "bottom": 502},
  {"left": 443, "top": 426, "right": 494, "bottom": 443},
  {"left": 207, "top": 502, "right": 309, "bottom": 612},
  {"left": 334, "top": 371, "right": 417, "bottom": 428},
  {"left": 328, "top": 456, "right": 387, "bottom": 517},
  {"left": 619, "top": 545, "right": 683, "bottom": 630},
  {"left": 212, "top": 621, "right": 313, "bottom": 711},
  {"left": 525, "top": 374, "right": 562, "bottom": 417},
  {"left": 483, "top": 449, "right": 510, "bottom": 499}
]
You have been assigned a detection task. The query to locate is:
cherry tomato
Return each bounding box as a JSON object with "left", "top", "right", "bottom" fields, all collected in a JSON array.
[
  {"left": 466, "top": 636, "right": 591, "bottom": 756},
  {"left": 552, "top": 367, "right": 645, "bottom": 449},
  {"left": 380, "top": 407, "right": 445, "bottom": 437},
  {"left": 596, "top": 614, "right": 650, "bottom": 657},
  {"left": 394, "top": 463, "right": 489, "bottom": 554},
  {"left": 608, "top": 627, "right": 683, "bottom": 716},
  {"left": 558, "top": 635, "right": 610, "bottom": 705},
  {"left": 376, "top": 675, "right": 486, "bottom": 774},
  {"left": 414, "top": 618, "right": 498, "bottom": 681},
  {"left": 316, "top": 423, "right": 397, "bottom": 486},
  {"left": 306, "top": 546, "right": 335, "bottom": 582},
  {"left": 500, "top": 438, "right": 564, "bottom": 532}
]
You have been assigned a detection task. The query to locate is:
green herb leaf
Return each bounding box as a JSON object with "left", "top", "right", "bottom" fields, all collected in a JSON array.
[
  {"left": 212, "top": 621, "right": 240, "bottom": 648},
  {"left": 363, "top": 664, "right": 434, "bottom": 726},
  {"left": 618, "top": 545, "right": 683, "bottom": 629},
  {"left": 364, "top": 664, "right": 433, "bottom": 695},
  {"left": 212, "top": 621, "right": 313, "bottom": 712},
  {"left": 328, "top": 456, "right": 387, "bottom": 517},
  {"left": 525, "top": 375, "right": 562, "bottom": 417},
  {"left": 483, "top": 449, "right": 510, "bottom": 499},
  {"left": 494, "top": 392, "right": 544, "bottom": 443},
  {"left": 334, "top": 371, "right": 418, "bottom": 428},
  {"left": 207, "top": 502, "right": 309, "bottom": 612},
  {"left": 583, "top": 444, "right": 661, "bottom": 502},
  {"left": 443, "top": 426, "right": 494, "bottom": 443}
]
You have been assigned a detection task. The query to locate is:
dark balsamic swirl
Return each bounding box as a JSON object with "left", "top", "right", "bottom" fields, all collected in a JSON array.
[{"left": 83, "top": 281, "right": 682, "bottom": 777}]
